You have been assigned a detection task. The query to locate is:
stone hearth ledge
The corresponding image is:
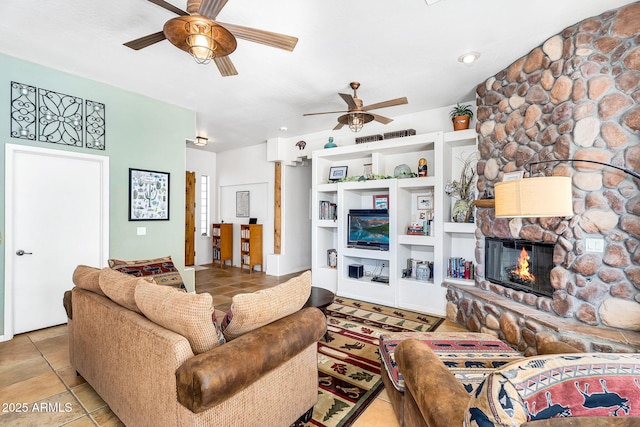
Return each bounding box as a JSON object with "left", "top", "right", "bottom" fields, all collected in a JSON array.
[{"left": 445, "top": 282, "right": 640, "bottom": 353}]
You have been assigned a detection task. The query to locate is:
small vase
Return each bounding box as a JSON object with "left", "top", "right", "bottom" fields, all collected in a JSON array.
[
  {"left": 452, "top": 199, "right": 472, "bottom": 223},
  {"left": 452, "top": 115, "right": 470, "bottom": 131}
]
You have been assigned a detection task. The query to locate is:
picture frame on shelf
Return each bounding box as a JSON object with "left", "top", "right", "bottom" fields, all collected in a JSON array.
[
  {"left": 503, "top": 171, "right": 524, "bottom": 181},
  {"left": 128, "top": 168, "right": 170, "bottom": 221},
  {"left": 329, "top": 165, "right": 348, "bottom": 181},
  {"left": 363, "top": 163, "right": 372, "bottom": 178},
  {"left": 373, "top": 194, "right": 389, "bottom": 210},
  {"left": 417, "top": 193, "right": 433, "bottom": 210}
]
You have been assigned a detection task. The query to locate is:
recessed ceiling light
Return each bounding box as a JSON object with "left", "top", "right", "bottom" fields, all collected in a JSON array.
[
  {"left": 458, "top": 51, "right": 480, "bottom": 64},
  {"left": 279, "top": 126, "right": 288, "bottom": 132}
]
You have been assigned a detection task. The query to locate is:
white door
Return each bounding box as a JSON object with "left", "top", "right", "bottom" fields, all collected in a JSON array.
[{"left": 4, "top": 144, "right": 109, "bottom": 339}]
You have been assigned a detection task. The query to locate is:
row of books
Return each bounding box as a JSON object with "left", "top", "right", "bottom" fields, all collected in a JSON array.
[
  {"left": 241, "top": 254, "right": 252, "bottom": 264},
  {"left": 213, "top": 249, "right": 222, "bottom": 260},
  {"left": 241, "top": 228, "right": 252, "bottom": 238},
  {"left": 447, "top": 258, "right": 474, "bottom": 280},
  {"left": 241, "top": 242, "right": 250, "bottom": 252},
  {"left": 319, "top": 200, "right": 337, "bottom": 220}
]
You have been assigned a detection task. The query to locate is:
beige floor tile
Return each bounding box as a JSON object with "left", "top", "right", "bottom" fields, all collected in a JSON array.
[
  {"left": 72, "top": 383, "right": 107, "bottom": 412},
  {"left": 377, "top": 387, "right": 391, "bottom": 403},
  {"left": 27, "top": 324, "right": 68, "bottom": 342},
  {"left": 351, "top": 398, "right": 401, "bottom": 427},
  {"left": 90, "top": 406, "right": 124, "bottom": 427},
  {"left": 435, "top": 319, "right": 468, "bottom": 332},
  {"left": 42, "top": 347, "right": 72, "bottom": 371},
  {"left": 0, "top": 371, "right": 66, "bottom": 405},
  {"left": 62, "top": 415, "right": 99, "bottom": 426},
  {"left": 56, "top": 366, "right": 87, "bottom": 389},
  {"left": 0, "top": 355, "right": 51, "bottom": 388},
  {"left": 0, "top": 335, "right": 41, "bottom": 367}
]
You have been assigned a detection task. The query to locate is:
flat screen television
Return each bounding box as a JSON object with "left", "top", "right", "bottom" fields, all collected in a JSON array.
[{"left": 347, "top": 209, "right": 390, "bottom": 250}]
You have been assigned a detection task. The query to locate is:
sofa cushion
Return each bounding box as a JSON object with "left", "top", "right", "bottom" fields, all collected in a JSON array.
[
  {"left": 99, "top": 268, "right": 152, "bottom": 313},
  {"left": 221, "top": 270, "right": 312, "bottom": 341},
  {"left": 135, "top": 281, "right": 224, "bottom": 354},
  {"left": 72, "top": 265, "right": 105, "bottom": 296},
  {"left": 108, "top": 256, "right": 184, "bottom": 289},
  {"left": 463, "top": 353, "right": 640, "bottom": 426}
]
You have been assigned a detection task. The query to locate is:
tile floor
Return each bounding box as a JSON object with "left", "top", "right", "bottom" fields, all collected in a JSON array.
[{"left": 0, "top": 265, "right": 467, "bottom": 426}]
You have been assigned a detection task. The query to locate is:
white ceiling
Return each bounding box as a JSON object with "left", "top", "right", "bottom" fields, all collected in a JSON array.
[{"left": 0, "top": 0, "right": 634, "bottom": 152}]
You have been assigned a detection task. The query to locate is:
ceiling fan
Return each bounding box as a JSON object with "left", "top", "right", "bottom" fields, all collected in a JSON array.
[
  {"left": 303, "top": 82, "right": 408, "bottom": 132},
  {"left": 123, "top": 0, "right": 298, "bottom": 76}
]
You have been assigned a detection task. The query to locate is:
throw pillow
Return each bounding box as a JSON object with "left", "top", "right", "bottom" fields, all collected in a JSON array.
[
  {"left": 221, "top": 270, "right": 311, "bottom": 341},
  {"left": 98, "top": 268, "right": 153, "bottom": 313},
  {"left": 135, "top": 281, "right": 225, "bottom": 354},
  {"left": 72, "top": 265, "right": 105, "bottom": 296},
  {"left": 108, "top": 256, "right": 184, "bottom": 289}
]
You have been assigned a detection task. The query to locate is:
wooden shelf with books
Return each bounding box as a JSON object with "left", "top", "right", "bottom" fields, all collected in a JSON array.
[
  {"left": 211, "top": 223, "right": 233, "bottom": 268},
  {"left": 240, "top": 224, "right": 263, "bottom": 274}
]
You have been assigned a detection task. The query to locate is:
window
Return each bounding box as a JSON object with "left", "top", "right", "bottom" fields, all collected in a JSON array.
[{"left": 200, "top": 175, "right": 210, "bottom": 236}]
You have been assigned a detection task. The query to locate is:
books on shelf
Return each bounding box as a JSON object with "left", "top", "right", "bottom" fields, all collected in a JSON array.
[
  {"left": 319, "top": 200, "right": 337, "bottom": 220},
  {"left": 447, "top": 258, "right": 474, "bottom": 280}
]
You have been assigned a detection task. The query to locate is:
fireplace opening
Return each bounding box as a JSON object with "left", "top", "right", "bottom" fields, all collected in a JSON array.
[{"left": 485, "top": 238, "right": 554, "bottom": 297}]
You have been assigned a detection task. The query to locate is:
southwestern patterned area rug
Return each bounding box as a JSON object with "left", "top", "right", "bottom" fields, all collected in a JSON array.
[{"left": 293, "top": 297, "right": 444, "bottom": 427}]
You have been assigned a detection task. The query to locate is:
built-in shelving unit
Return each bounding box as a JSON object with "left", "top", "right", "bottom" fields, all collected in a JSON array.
[{"left": 311, "top": 129, "right": 478, "bottom": 316}]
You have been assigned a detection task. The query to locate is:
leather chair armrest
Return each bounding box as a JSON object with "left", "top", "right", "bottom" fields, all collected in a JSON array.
[
  {"left": 396, "top": 339, "right": 469, "bottom": 427},
  {"left": 537, "top": 341, "right": 581, "bottom": 354},
  {"left": 176, "top": 307, "right": 326, "bottom": 413}
]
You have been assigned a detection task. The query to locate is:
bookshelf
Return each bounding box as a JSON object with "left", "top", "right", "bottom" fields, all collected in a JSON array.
[
  {"left": 211, "top": 223, "right": 233, "bottom": 268},
  {"left": 240, "top": 224, "right": 263, "bottom": 274}
]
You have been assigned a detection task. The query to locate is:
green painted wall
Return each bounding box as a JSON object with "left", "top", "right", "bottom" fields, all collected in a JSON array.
[{"left": 0, "top": 53, "right": 195, "bottom": 336}]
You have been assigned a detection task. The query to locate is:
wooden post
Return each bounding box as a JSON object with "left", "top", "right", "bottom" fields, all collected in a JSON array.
[{"left": 274, "top": 161, "right": 282, "bottom": 254}]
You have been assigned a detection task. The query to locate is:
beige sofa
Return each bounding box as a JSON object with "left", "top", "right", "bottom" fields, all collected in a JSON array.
[{"left": 64, "top": 267, "right": 326, "bottom": 427}]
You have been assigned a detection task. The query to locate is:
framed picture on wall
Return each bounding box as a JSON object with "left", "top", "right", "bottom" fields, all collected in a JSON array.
[
  {"left": 236, "top": 191, "right": 250, "bottom": 217},
  {"left": 129, "top": 168, "right": 170, "bottom": 221}
]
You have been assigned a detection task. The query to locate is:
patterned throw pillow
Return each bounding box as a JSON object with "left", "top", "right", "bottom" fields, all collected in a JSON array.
[
  {"left": 108, "top": 256, "right": 184, "bottom": 289},
  {"left": 221, "top": 270, "right": 312, "bottom": 341},
  {"left": 135, "top": 281, "right": 225, "bottom": 354},
  {"left": 464, "top": 353, "right": 640, "bottom": 426}
]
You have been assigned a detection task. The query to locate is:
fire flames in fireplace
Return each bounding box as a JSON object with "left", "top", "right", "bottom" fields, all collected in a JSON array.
[{"left": 508, "top": 247, "right": 535, "bottom": 286}]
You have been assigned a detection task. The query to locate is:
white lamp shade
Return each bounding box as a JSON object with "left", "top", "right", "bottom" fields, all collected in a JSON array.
[{"left": 494, "top": 176, "right": 573, "bottom": 218}]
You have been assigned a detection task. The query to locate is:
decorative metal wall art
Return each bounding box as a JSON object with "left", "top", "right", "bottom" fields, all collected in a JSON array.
[
  {"left": 10, "top": 82, "right": 37, "bottom": 140},
  {"left": 9, "top": 81, "right": 106, "bottom": 150},
  {"left": 38, "top": 88, "right": 83, "bottom": 147},
  {"left": 129, "top": 168, "right": 170, "bottom": 221},
  {"left": 85, "top": 100, "right": 106, "bottom": 150}
]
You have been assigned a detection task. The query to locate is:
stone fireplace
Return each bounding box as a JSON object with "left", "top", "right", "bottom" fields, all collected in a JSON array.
[{"left": 446, "top": 2, "right": 640, "bottom": 355}]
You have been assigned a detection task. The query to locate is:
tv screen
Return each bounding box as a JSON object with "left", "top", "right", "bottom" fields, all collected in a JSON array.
[{"left": 347, "top": 209, "right": 389, "bottom": 250}]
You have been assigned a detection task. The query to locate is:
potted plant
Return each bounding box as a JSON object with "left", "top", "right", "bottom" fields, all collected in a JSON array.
[{"left": 449, "top": 103, "right": 474, "bottom": 131}]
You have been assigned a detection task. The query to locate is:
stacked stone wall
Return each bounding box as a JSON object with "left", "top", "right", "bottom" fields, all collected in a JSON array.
[{"left": 451, "top": 2, "right": 640, "bottom": 350}]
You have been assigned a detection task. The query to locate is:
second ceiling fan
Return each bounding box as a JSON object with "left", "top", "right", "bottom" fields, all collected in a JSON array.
[
  {"left": 123, "top": 0, "right": 298, "bottom": 76},
  {"left": 304, "top": 82, "right": 408, "bottom": 132}
]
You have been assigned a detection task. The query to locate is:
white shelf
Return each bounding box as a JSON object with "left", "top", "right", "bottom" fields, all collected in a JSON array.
[
  {"left": 443, "top": 222, "right": 476, "bottom": 234},
  {"left": 443, "top": 277, "right": 475, "bottom": 286},
  {"left": 398, "top": 234, "right": 435, "bottom": 246},
  {"left": 311, "top": 129, "right": 478, "bottom": 315}
]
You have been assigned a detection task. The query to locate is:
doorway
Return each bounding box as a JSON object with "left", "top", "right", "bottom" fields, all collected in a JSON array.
[{"left": 3, "top": 144, "right": 109, "bottom": 340}]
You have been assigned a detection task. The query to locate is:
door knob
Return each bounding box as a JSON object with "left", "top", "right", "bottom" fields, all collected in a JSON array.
[{"left": 16, "top": 249, "right": 33, "bottom": 256}]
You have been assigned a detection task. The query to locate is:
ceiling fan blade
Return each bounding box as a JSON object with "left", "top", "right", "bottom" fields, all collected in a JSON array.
[
  {"left": 147, "top": 0, "right": 188, "bottom": 15},
  {"left": 362, "top": 97, "right": 408, "bottom": 111},
  {"left": 333, "top": 122, "right": 345, "bottom": 130},
  {"left": 198, "top": 0, "right": 228, "bottom": 20},
  {"left": 124, "top": 31, "right": 166, "bottom": 50},
  {"left": 214, "top": 56, "right": 238, "bottom": 77},
  {"left": 372, "top": 113, "right": 393, "bottom": 125},
  {"left": 217, "top": 22, "right": 298, "bottom": 51},
  {"left": 339, "top": 93, "right": 358, "bottom": 109},
  {"left": 303, "top": 110, "right": 349, "bottom": 116}
]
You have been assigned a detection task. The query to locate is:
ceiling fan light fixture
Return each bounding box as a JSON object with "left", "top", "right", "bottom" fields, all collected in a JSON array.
[
  {"left": 348, "top": 112, "right": 365, "bottom": 132},
  {"left": 185, "top": 21, "right": 217, "bottom": 64},
  {"left": 194, "top": 136, "right": 208, "bottom": 146}
]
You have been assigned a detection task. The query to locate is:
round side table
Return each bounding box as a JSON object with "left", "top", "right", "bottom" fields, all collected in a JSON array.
[{"left": 304, "top": 287, "right": 335, "bottom": 341}]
